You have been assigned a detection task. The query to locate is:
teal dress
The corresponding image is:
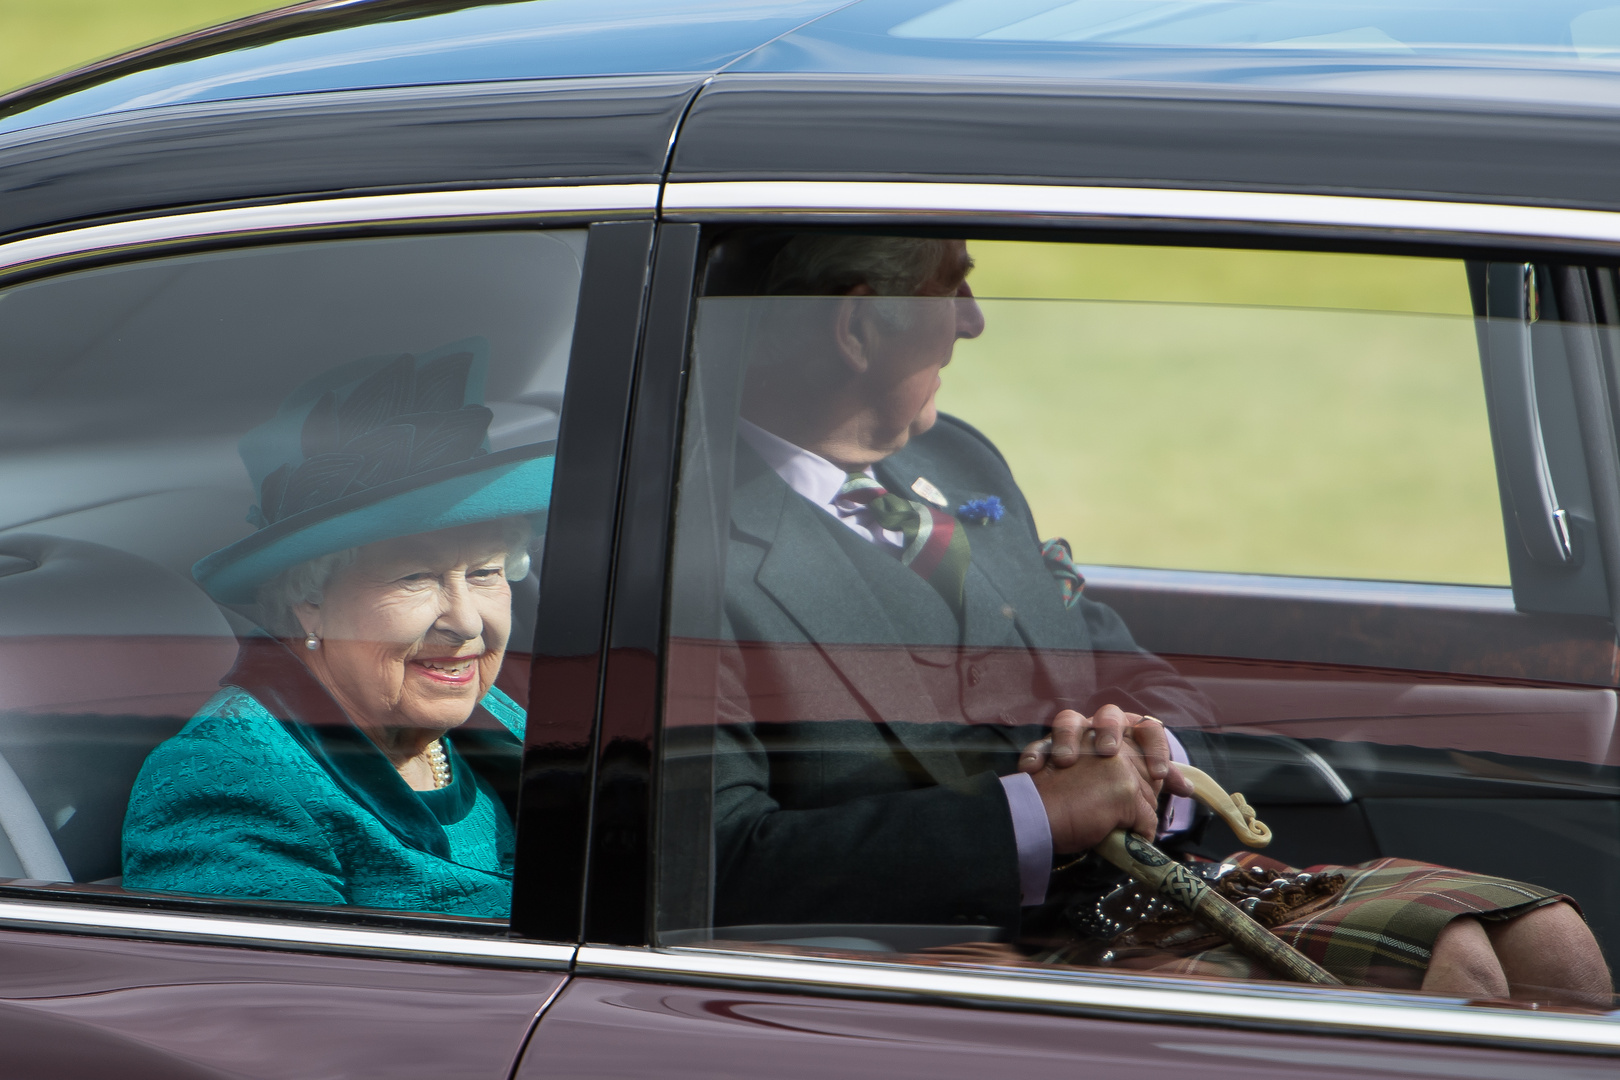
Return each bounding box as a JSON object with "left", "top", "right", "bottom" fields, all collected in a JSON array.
[{"left": 122, "top": 640, "right": 524, "bottom": 917}]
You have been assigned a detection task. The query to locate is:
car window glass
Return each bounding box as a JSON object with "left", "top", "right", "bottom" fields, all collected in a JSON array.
[
  {"left": 945, "top": 241, "right": 1504, "bottom": 584},
  {"left": 0, "top": 230, "right": 580, "bottom": 923},
  {"left": 657, "top": 231, "right": 1619, "bottom": 1013}
]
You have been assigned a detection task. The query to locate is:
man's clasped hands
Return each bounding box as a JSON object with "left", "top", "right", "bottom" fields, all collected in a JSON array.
[{"left": 1018, "top": 706, "right": 1196, "bottom": 855}]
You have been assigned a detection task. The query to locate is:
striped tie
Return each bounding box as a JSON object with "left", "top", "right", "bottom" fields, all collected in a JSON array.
[{"left": 838, "top": 473, "right": 971, "bottom": 611}]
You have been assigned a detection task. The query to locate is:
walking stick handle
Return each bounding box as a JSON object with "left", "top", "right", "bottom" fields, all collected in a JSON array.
[
  {"left": 1176, "top": 763, "right": 1271, "bottom": 848},
  {"left": 1089, "top": 749, "right": 1338, "bottom": 984},
  {"left": 1094, "top": 830, "right": 1342, "bottom": 985}
]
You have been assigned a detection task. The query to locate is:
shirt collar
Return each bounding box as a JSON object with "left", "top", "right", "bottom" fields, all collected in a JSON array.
[{"left": 737, "top": 417, "right": 871, "bottom": 511}]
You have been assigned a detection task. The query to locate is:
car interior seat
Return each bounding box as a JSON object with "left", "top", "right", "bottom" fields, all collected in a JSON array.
[{"left": 0, "top": 533, "right": 238, "bottom": 883}]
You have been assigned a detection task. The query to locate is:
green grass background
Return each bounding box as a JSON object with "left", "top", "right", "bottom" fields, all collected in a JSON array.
[
  {"left": 1, "top": 0, "right": 270, "bottom": 93},
  {"left": 0, "top": 7, "right": 1511, "bottom": 587},
  {"left": 943, "top": 243, "right": 1510, "bottom": 585}
]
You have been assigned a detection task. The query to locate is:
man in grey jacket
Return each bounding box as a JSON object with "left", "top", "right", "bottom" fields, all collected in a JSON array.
[
  {"left": 709, "top": 233, "right": 1205, "bottom": 933},
  {"left": 701, "top": 232, "right": 1609, "bottom": 1006}
]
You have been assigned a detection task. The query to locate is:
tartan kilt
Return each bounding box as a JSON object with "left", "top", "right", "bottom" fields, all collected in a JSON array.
[{"left": 1111, "top": 852, "right": 1570, "bottom": 989}]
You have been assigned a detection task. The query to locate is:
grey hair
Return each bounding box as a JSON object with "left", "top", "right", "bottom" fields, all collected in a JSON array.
[
  {"left": 763, "top": 235, "right": 953, "bottom": 331},
  {"left": 256, "top": 516, "right": 535, "bottom": 638}
]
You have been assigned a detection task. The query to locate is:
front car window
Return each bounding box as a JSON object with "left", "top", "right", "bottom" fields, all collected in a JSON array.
[
  {"left": 0, "top": 230, "right": 580, "bottom": 923},
  {"left": 657, "top": 231, "right": 1619, "bottom": 1013}
]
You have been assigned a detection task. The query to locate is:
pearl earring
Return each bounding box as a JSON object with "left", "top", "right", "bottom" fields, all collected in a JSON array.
[{"left": 305, "top": 632, "right": 320, "bottom": 651}]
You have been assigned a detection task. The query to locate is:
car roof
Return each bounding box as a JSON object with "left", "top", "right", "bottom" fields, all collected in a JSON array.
[
  {"left": 10, "top": 0, "right": 1620, "bottom": 138},
  {"left": 0, "top": 0, "right": 854, "bottom": 136},
  {"left": 742, "top": 0, "right": 1620, "bottom": 110}
]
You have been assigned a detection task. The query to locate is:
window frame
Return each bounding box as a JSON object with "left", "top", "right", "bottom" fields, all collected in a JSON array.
[
  {"left": 584, "top": 181, "right": 1620, "bottom": 1055},
  {"left": 0, "top": 184, "right": 656, "bottom": 964}
]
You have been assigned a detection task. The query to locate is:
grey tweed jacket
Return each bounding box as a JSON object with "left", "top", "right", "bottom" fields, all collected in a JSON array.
[{"left": 710, "top": 414, "right": 1217, "bottom": 932}]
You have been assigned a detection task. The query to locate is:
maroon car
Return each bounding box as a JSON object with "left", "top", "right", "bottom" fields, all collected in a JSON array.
[{"left": 0, "top": 0, "right": 1616, "bottom": 1075}]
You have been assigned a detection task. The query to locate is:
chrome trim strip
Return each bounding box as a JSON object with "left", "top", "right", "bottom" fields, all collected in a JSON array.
[
  {"left": 0, "top": 898, "right": 575, "bottom": 966},
  {"left": 577, "top": 945, "right": 1620, "bottom": 1052},
  {"left": 0, "top": 184, "right": 659, "bottom": 275},
  {"left": 663, "top": 181, "right": 1620, "bottom": 244}
]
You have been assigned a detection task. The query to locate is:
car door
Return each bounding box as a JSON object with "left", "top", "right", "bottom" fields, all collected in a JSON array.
[
  {"left": 0, "top": 75, "right": 684, "bottom": 1077},
  {"left": 517, "top": 76, "right": 1620, "bottom": 1075}
]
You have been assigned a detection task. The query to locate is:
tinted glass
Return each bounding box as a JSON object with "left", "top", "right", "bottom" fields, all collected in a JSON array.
[
  {"left": 946, "top": 243, "right": 1503, "bottom": 583},
  {"left": 0, "top": 230, "right": 580, "bottom": 922},
  {"left": 658, "top": 232, "right": 1619, "bottom": 1013}
]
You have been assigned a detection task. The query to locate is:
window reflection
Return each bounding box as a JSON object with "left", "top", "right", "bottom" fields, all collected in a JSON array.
[
  {"left": 659, "top": 233, "right": 1616, "bottom": 1012},
  {"left": 0, "top": 230, "right": 580, "bottom": 918}
]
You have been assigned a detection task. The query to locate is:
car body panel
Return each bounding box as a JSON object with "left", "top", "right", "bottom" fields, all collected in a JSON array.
[
  {"left": 670, "top": 75, "right": 1620, "bottom": 213},
  {"left": 520, "top": 976, "right": 1615, "bottom": 1079},
  {"left": 0, "top": 76, "right": 687, "bottom": 240},
  {"left": 513, "top": 219, "right": 658, "bottom": 942},
  {"left": 582, "top": 223, "right": 702, "bottom": 946},
  {"left": 0, "top": 926, "right": 566, "bottom": 1079}
]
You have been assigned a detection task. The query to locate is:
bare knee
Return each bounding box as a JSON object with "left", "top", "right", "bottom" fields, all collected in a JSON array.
[
  {"left": 1423, "top": 917, "right": 1509, "bottom": 999},
  {"left": 1486, "top": 902, "right": 1612, "bottom": 1008}
]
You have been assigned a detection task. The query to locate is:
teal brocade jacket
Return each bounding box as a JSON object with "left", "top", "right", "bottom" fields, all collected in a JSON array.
[{"left": 122, "top": 640, "right": 524, "bottom": 918}]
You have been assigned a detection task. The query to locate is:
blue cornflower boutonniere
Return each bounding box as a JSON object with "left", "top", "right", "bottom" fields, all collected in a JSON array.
[{"left": 957, "top": 496, "right": 1005, "bottom": 524}]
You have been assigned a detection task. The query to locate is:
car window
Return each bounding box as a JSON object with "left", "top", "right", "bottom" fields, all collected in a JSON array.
[
  {"left": 656, "top": 230, "right": 1620, "bottom": 1013},
  {"left": 0, "top": 230, "right": 580, "bottom": 924},
  {"left": 941, "top": 241, "right": 1502, "bottom": 584}
]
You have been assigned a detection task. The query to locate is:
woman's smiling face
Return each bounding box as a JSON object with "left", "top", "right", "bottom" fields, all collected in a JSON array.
[{"left": 296, "top": 521, "right": 514, "bottom": 738}]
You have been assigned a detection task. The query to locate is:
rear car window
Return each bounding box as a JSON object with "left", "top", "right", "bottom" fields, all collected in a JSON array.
[
  {"left": 0, "top": 230, "right": 580, "bottom": 922},
  {"left": 656, "top": 230, "right": 1619, "bottom": 1012}
]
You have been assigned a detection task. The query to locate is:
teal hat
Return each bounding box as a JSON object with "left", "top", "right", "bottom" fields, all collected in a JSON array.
[{"left": 195, "top": 339, "right": 554, "bottom": 605}]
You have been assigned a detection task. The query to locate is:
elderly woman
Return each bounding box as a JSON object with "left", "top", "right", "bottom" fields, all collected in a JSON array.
[{"left": 123, "top": 345, "right": 550, "bottom": 916}]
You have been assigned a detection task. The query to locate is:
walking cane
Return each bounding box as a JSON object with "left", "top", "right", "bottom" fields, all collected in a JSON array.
[{"left": 1093, "top": 763, "right": 1343, "bottom": 986}]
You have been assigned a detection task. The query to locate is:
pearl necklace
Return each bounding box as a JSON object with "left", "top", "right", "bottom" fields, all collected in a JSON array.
[{"left": 426, "top": 739, "right": 451, "bottom": 789}]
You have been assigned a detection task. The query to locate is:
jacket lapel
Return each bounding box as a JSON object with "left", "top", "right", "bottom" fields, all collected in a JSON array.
[
  {"left": 879, "top": 451, "right": 1099, "bottom": 696},
  {"left": 959, "top": 557, "right": 1023, "bottom": 649},
  {"left": 733, "top": 449, "right": 968, "bottom": 784},
  {"left": 974, "top": 540, "right": 1099, "bottom": 707}
]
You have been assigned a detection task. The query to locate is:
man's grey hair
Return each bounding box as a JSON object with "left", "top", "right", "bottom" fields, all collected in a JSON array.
[
  {"left": 256, "top": 516, "right": 535, "bottom": 638},
  {"left": 764, "top": 235, "right": 952, "bottom": 298},
  {"left": 763, "top": 235, "right": 954, "bottom": 331}
]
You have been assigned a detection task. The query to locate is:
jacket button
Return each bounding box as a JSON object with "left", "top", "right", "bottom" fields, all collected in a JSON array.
[{"left": 967, "top": 665, "right": 982, "bottom": 686}]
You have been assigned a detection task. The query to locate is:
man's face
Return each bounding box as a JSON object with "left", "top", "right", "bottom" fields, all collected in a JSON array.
[{"left": 859, "top": 240, "right": 985, "bottom": 450}]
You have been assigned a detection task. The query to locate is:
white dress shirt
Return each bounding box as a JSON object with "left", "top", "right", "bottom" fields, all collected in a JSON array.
[
  {"left": 738, "top": 418, "right": 905, "bottom": 548},
  {"left": 737, "top": 418, "right": 1192, "bottom": 907}
]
